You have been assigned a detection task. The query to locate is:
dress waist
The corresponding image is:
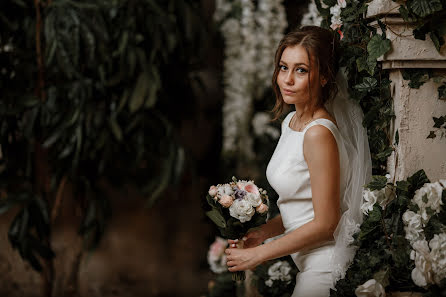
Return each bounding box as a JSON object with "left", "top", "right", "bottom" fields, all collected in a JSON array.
[
  {"left": 290, "top": 242, "right": 335, "bottom": 272},
  {"left": 278, "top": 197, "right": 314, "bottom": 232}
]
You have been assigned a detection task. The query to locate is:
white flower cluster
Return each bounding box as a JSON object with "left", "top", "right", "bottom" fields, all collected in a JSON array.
[
  {"left": 329, "top": 0, "right": 346, "bottom": 30},
  {"left": 214, "top": 0, "right": 287, "bottom": 156},
  {"left": 300, "top": 0, "right": 323, "bottom": 27},
  {"left": 402, "top": 180, "right": 446, "bottom": 287},
  {"left": 412, "top": 181, "right": 445, "bottom": 224},
  {"left": 355, "top": 279, "right": 386, "bottom": 297},
  {"left": 361, "top": 185, "right": 395, "bottom": 215},
  {"left": 264, "top": 260, "right": 292, "bottom": 287}
]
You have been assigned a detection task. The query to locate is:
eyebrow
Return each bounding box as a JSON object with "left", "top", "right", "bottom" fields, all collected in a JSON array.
[{"left": 279, "top": 60, "right": 309, "bottom": 67}]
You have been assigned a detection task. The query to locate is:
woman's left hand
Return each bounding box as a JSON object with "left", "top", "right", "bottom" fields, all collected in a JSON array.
[{"left": 225, "top": 247, "right": 263, "bottom": 272}]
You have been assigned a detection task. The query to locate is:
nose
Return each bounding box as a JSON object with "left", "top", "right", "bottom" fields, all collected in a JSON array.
[{"left": 284, "top": 72, "right": 294, "bottom": 85}]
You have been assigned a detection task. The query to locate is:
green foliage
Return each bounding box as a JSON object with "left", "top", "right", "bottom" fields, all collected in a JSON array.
[
  {"left": 427, "top": 115, "right": 446, "bottom": 140},
  {"left": 331, "top": 170, "right": 431, "bottom": 296},
  {"left": 401, "top": 69, "right": 433, "bottom": 89},
  {"left": 366, "top": 175, "right": 388, "bottom": 191},
  {"left": 3, "top": 191, "right": 54, "bottom": 271},
  {"left": 397, "top": 0, "right": 446, "bottom": 52},
  {"left": 0, "top": 0, "right": 205, "bottom": 270},
  {"left": 317, "top": 0, "right": 395, "bottom": 174},
  {"left": 408, "top": 0, "right": 443, "bottom": 18}
]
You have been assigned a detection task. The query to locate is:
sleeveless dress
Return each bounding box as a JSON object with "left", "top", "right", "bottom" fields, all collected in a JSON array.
[{"left": 266, "top": 111, "right": 349, "bottom": 297}]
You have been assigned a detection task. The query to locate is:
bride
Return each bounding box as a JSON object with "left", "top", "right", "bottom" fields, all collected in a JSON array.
[{"left": 225, "top": 26, "right": 372, "bottom": 296}]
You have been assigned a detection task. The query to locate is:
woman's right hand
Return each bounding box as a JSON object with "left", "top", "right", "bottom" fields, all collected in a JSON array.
[{"left": 228, "top": 228, "right": 267, "bottom": 249}]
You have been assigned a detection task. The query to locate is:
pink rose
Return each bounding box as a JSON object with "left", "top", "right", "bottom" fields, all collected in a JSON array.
[
  {"left": 219, "top": 194, "right": 234, "bottom": 208},
  {"left": 256, "top": 203, "right": 268, "bottom": 214},
  {"left": 237, "top": 181, "right": 260, "bottom": 196},
  {"left": 245, "top": 183, "right": 260, "bottom": 196},
  {"left": 208, "top": 185, "right": 218, "bottom": 197}
]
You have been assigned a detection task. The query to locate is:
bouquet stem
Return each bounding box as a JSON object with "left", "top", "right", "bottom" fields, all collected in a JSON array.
[
  {"left": 232, "top": 271, "right": 246, "bottom": 281},
  {"left": 231, "top": 239, "right": 245, "bottom": 282}
]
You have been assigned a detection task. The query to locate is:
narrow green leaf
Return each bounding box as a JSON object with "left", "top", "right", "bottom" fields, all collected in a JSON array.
[
  {"left": 206, "top": 209, "right": 227, "bottom": 228},
  {"left": 129, "top": 72, "right": 150, "bottom": 113},
  {"left": 109, "top": 117, "right": 123, "bottom": 141}
]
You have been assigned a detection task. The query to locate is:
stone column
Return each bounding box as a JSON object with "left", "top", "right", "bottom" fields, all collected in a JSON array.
[{"left": 366, "top": 0, "right": 446, "bottom": 181}]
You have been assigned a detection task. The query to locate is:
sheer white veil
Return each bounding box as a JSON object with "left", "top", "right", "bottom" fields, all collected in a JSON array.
[{"left": 324, "top": 67, "right": 372, "bottom": 285}]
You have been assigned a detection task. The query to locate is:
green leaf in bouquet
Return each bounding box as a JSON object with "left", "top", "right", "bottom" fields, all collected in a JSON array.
[
  {"left": 206, "top": 209, "right": 226, "bottom": 228},
  {"left": 206, "top": 194, "right": 217, "bottom": 208}
]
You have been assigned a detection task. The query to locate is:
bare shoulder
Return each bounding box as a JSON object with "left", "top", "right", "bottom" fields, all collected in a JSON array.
[{"left": 304, "top": 125, "right": 336, "bottom": 144}]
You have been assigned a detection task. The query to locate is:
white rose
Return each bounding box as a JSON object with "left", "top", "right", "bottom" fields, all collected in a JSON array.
[
  {"left": 429, "top": 233, "right": 446, "bottom": 284},
  {"left": 402, "top": 210, "right": 424, "bottom": 243},
  {"left": 354, "top": 279, "right": 386, "bottom": 297},
  {"left": 265, "top": 278, "right": 273, "bottom": 287},
  {"left": 245, "top": 192, "right": 262, "bottom": 207},
  {"left": 361, "top": 189, "right": 378, "bottom": 215},
  {"left": 413, "top": 182, "right": 444, "bottom": 223},
  {"left": 411, "top": 239, "right": 434, "bottom": 287},
  {"left": 229, "top": 199, "right": 255, "bottom": 223},
  {"left": 217, "top": 183, "right": 234, "bottom": 198}
]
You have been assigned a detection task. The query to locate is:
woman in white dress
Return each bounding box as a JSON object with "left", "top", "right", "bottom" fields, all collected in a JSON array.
[{"left": 225, "top": 26, "right": 372, "bottom": 297}]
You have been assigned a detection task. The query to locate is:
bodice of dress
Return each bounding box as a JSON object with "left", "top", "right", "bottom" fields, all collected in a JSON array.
[{"left": 266, "top": 111, "right": 350, "bottom": 233}]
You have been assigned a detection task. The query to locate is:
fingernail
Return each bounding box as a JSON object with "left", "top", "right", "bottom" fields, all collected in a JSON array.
[
  {"left": 242, "top": 237, "right": 247, "bottom": 241},
  {"left": 234, "top": 239, "right": 238, "bottom": 242}
]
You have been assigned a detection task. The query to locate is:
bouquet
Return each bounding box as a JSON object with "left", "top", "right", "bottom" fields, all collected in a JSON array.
[{"left": 205, "top": 176, "right": 269, "bottom": 281}]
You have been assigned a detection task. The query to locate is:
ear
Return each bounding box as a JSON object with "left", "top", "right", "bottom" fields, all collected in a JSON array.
[{"left": 321, "top": 77, "right": 327, "bottom": 87}]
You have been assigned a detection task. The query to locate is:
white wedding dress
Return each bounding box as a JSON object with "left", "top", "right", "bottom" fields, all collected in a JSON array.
[{"left": 266, "top": 111, "right": 351, "bottom": 297}]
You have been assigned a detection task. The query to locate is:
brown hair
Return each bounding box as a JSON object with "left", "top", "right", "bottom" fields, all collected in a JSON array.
[{"left": 271, "top": 26, "right": 340, "bottom": 120}]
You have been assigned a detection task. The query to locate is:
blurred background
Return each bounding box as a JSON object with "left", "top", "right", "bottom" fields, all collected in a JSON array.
[{"left": 0, "top": 0, "right": 310, "bottom": 296}]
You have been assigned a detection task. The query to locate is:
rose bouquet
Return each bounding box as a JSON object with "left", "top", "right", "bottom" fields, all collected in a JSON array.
[{"left": 205, "top": 177, "right": 269, "bottom": 281}]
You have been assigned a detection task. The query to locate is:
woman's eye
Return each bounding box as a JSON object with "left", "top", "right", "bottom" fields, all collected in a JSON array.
[
  {"left": 279, "top": 65, "right": 288, "bottom": 71},
  {"left": 296, "top": 68, "right": 307, "bottom": 73}
]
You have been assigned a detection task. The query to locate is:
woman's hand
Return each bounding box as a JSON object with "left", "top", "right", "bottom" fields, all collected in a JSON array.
[
  {"left": 225, "top": 246, "right": 264, "bottom": 272},
  {"left": 228, "top": 228, "right": 266, "bottom": 249}
]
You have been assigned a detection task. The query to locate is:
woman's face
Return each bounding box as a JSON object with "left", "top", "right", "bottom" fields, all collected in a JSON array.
[{"left": 276, "top": 45, "right": 321, "bottom": 106}]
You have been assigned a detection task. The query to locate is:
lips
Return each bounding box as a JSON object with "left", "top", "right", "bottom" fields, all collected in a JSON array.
[{"left": 282, "top": 88, "right": 295, "bottom": 95}]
